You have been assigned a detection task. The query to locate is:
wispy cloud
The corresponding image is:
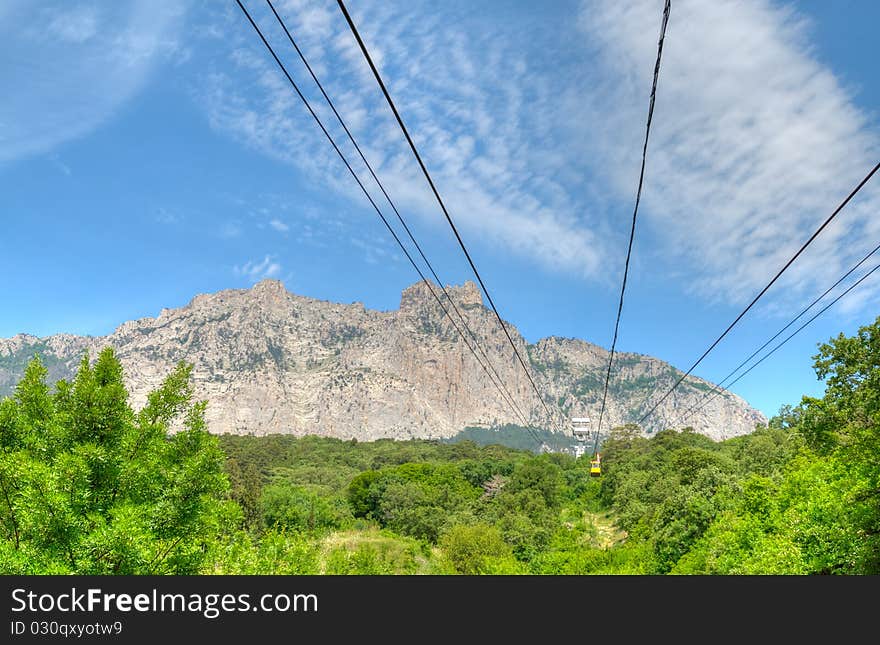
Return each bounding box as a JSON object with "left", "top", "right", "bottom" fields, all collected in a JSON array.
[
  {"left": 46, "top": 5, "right": 98, "bottom": 44},
  {"left": 269, "top": 218, "right": 289, "bottom": 232},
  {"left": 200, "top": 0, "right": 603, "bottom": 279},
  {"left": 220, "top": 220, "right": 243, "bottom": 238},
  {"left": 201, "top": 0, "right": 879, "bottom": 314},
  {"left": 155, "top": 207, "right": 180, "bottom": 225},
  {"left": 234, "top": 254, "right": 282, "bottom": 282},
  {"left": 350, "top": 234, "right": 400, "bottom": 266},
  {"left": 0, "top": 0, "right": 189, "bottom": 164},
  {"left": 577, "top": 0, "right": 880, "bottom": 307},
  {"left": 49, "top": 154, "right": 72, "bottom": 176}
]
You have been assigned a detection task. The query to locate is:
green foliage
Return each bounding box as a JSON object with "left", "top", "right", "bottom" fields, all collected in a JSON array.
[
  {"left": 718, "top": 425, "right": 799, "bottom": 477},
  {"left": 0, "top": 350, "right": 230, "bottom": 574},
  {"left": 439, "top": 524, "right": 512, "bottom": 574},
  {"left": 483, "top": 457, "right": 567, "bottom": 561},
  {"left": 347, "top": 470, "right": 385, "bottom": 519},
  {"left": 7, "top": 316, "right": 879, "bottom": 575},
  {"left": 210, "top": 528, "right": 320, "bottom": 575},
  {"left": 345, "top": 462, "right": 482, "bottom": 542},
  {"left": 324, "top": 544, "right": 396, "bottom": 574},
  {"left": 505, "top": 457, "right": 564, "bottom": 507},
  {"left": 663, "top": 317, "right": 880, "bottom": 574},
  {"left": 444, "top": 424, "right": 575, "bottom": 453},
  {"left": 261, "top": 484, "right": 348, "bottom": 533},
  {"left": 323, "top": 530, "right": 432, "bottom": 574},
  {"left": 597, "top": 422, "right": 790, "bottom": 572},
  {"left": 225, "top": 456, "right": 263, "bottom": 532}
]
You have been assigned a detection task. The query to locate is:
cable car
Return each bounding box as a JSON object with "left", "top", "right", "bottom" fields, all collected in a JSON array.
[
  {"left": 589, "top": 453, "right": 602, "bottom": 477},
  {"left": 571, "top": 417, "right": 602, "bottom": 476}
]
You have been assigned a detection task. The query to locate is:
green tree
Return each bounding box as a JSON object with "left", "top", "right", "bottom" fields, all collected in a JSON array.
[
  {"left": 260, "top": 484, "right": 344, "bottom": 533},
  {"left": 225, "top": 456, "right": 264, "bottom": 532},
  {"left": 797, "top": 317, "right": 880, "bottom": 572},
  {"left": 347, "top": 469, "right": 385, "bottom": 518},
  {"left": 505, "top": 458, "right": 562, "bottom": 508},
  {"left": 347, "top": 463, "right": 480, "bottom": 542},
  {"left": 440, "top": 523, "right": 512, "bottom": 574},
  {"left": 0, "top": 349, "right": 232, "bottom": 574}
]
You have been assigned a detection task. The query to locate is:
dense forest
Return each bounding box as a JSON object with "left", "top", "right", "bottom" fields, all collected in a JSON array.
[{"left": 0, "top": 318, "right": 877, "bottom": 574}]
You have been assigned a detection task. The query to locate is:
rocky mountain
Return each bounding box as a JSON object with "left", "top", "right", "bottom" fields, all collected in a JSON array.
[{"left": 0, "top": 280, "right": 767, "bottom": 441}]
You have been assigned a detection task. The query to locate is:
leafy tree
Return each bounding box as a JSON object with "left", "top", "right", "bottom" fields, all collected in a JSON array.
[
  {"left": 377, "top": 481, "right": 445, "bottom": 542},
  {"left": 225, "top": 456, "right": 264, "bottom": 532},
  {"left": 795, "top": 317, "right": 880, "bottom": 572},
  {"left": 0, "top": 350, "right": 231, "bottom": 574},
  {"left": 440, "top": 523, "right": 512, "bottom": 574},
  {"left": 719, "top": 426, "right": 798, "bottom": 477},
  {"left": 347, "top": 469, "right": 385, "bottom": 518},
  {"left": 768, "top": 404, "right": 802, "bottom": 431},
  {"left": 211, "top": 528, "right": 319, "bottom": 574},
  {"left": 488, "top": 488, "right": 559, "bottom": 560},
  {"left": 346, "top": 463, "right": 480, "bottom": 542},
  {"left": 505, "top": 457, "right": 563, "bottom": 508},
  {"left": 260, "top": 484, "right": 346, "bottom": 533},
  {"left": 671, "top": 318, "right": 880, "bottom": 574},
  {"left": 651, "top": 485, "right": 723, "bottom": 572}
]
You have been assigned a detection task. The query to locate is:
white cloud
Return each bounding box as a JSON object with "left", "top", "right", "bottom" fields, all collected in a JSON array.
[
  {"left": 220, "top": 220, "right": 243, "bottom": 238},
  {"left": 201, "top": 0, "right": 880, "bottom": 314},
  {"left": 199, "top": 0, "right": 604, "bottom": 279},
  {"left": 577, "top": 0, "right": 880, "bottom": 307},
  {"left": 234, "top": 255, "right": 282, "bottom": 282},
  {"left": 350, "top": 234, "right": 399, "bottom": 266},
  {"left": 155, "top": 207, "right": 180, "bottom": 225},
  {"left": 0, "top": 0, "right": 189, "bottom": 164},
  {"left": 49, "top": 154, "right": 72, "bottom": 176},
  {"left": 46, "top": 5, "right": 99, "bottom": 44},
  {"left": 269, "top": 218, "right": 289, "bottom": 232}
]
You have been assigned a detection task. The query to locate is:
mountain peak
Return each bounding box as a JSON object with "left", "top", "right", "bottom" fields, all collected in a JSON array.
[
  {"left": 452, "top": 280, "right": 482, "bottom": 307},
  {"left": 399, "top": 281, "right": 437, "bottom": 311},
  {"left": 0, "top": 282, "right": 767, "bottom": 440},
  {"left": 250, "top": 279, "right": 287, "bottom": 295},
  {"left": 399, "top": 280, "right": 483, "bottom": 312}
]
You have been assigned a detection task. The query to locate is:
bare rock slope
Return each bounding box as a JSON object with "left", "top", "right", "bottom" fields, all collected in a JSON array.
[{"left": 0, "top": 280, "right": 766, "bottom": 440}]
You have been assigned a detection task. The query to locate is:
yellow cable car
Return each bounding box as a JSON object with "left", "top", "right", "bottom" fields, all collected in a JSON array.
[
  {"left": 571, "top": 417, "right": 602, "bottom": 477},
  {"left": 589, "top": 453, "right": 602, "bottom": 477}
]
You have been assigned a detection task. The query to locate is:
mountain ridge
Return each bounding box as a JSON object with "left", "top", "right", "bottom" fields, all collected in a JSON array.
[{"left": 0, "top": 279, "right": 767, "bottom": 440}]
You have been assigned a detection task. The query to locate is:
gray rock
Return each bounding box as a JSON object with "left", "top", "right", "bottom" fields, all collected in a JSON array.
[{"left": 0, "top": 280, "right": 767, "bottom": 440}]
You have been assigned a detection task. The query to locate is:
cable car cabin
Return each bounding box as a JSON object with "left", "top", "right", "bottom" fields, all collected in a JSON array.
[{"left": 589, "top": 454, "right": 602, "bottom": 477}]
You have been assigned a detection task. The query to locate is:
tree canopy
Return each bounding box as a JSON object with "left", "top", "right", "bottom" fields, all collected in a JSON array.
[
  {"left": 2, "top": 316, "right": 879, "bottom": 574},
  {"left": 0, "top": 348, "right": 232, "bottom": 573}
]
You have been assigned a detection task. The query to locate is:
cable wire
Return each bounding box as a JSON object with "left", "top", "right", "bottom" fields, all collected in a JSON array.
[
  {"left": 336, "top": 0, "right": 564, "bottom": 435},
  {"left": 264, "top": 0, "right": 531, "bottom": 430},
  {"left": 594, "top": 0, "right": 671, "bottom": 455},
  {"left": 670, "top": 239, "right": 880, "bottom": 426},
  {"left": 676, "top": 259, "right": 880, "bottom": 424},
  {"left": 235, "top": 0, "right": 543, "bottom": 444},
  {"left": 638, "top": 159, "right": 880, "bottom": 427}
]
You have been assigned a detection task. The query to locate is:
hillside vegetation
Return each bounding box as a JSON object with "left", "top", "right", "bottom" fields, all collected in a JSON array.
[{"left": 1, "top": 317, "right": 878, "bottom": 574}]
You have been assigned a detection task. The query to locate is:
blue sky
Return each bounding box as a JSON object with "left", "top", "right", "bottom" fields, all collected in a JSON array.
[{"left": 1, "top": 0, "right": 879, "bottom": 422}]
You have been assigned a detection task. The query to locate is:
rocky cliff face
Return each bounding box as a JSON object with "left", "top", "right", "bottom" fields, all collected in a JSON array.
[{"left": 0, "top": 280, "right": 766, "bottom": 441}]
